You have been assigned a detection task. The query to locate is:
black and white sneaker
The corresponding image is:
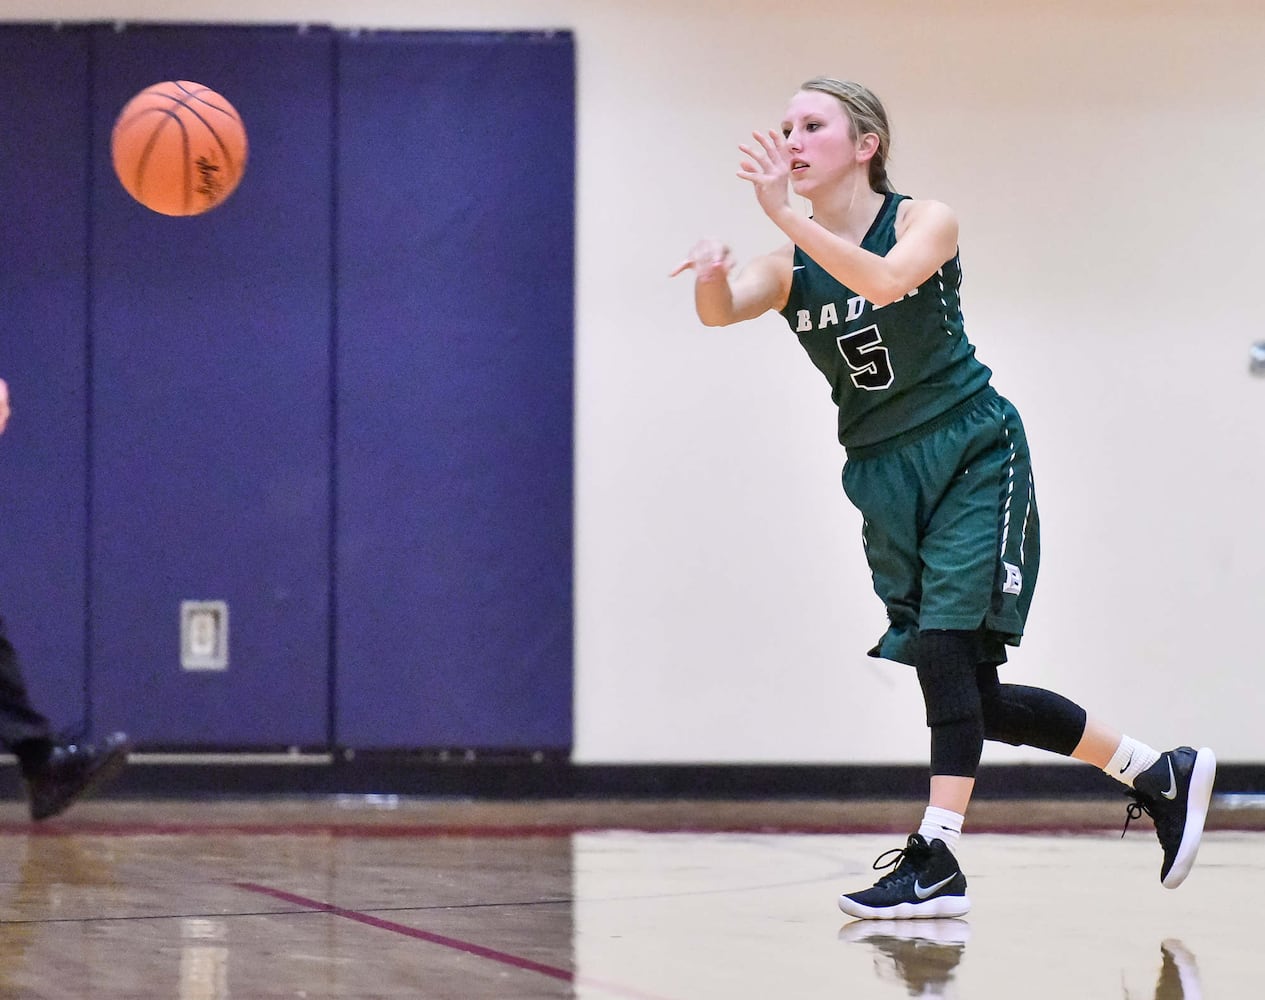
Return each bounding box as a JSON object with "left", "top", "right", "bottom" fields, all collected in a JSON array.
[
  {"left": 838, "top": 833, "right": 970, "bottom": 920},
  {"left": 1124, "top": 746, "right": 1216, "bottom": 889}
]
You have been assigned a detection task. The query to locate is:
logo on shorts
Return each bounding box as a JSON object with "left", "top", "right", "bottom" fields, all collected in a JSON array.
[{"left": 1001, "top": 562, "right": 1023, "bottom": 595}]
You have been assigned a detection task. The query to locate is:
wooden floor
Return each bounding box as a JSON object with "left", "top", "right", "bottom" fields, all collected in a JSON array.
[{"left": 0, "top": 795, "right": 1259, "bottom": 998}]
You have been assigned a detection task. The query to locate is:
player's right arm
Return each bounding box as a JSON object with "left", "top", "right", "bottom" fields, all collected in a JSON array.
[{"left": 670, "top": 240, "right": 793, "bottom": 327}]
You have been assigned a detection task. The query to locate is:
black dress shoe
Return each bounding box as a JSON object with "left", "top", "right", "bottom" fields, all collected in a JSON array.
[{"left": 25, "top": 732, "right": 132, "bottom": 821}]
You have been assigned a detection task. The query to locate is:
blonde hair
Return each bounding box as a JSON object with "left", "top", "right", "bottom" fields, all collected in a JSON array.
[{"left": 799, "top": 78, "right": 892, "bottom": 193}]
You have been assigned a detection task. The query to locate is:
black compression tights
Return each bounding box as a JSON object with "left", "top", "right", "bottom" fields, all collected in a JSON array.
[{"left": 916, "top": 629, "right": 1089, "bottom": 777}]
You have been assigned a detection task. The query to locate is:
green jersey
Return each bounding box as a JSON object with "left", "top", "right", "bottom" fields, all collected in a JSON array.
[{"left": 778, "top": 192, "right": 992, "bottom": 449}]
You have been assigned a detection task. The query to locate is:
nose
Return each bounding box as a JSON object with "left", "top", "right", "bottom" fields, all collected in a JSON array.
[{"left": 784, "top": 128, "right": 803, "bottom": 152}]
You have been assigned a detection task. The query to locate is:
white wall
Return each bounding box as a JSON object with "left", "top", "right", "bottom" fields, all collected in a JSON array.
[{"left": 25, "top": 1, "right": 1265, "bottom": 762}]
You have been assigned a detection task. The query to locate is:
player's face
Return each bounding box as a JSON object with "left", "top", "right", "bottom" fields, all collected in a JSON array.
[{"left": 780, "top": 90, "right": 861, "bottom": 195}]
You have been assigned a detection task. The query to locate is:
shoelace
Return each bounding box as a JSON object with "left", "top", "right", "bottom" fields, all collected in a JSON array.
[
  {"left": 870, "top": 835, "right": 930, "bottom": 886},
  {"left": 1122, "top": 791, "right": 1179, "bottom": 845},
  {"left": 1121, "top": 795, "right": 1150, "bottom": 839}
]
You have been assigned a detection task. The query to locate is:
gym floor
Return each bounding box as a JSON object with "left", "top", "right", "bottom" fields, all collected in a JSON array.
[{"left": 0, "top": 796, "right": 1258, "bottom": 998}]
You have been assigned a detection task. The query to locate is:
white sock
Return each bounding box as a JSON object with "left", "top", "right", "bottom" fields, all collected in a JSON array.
[
  {"left": 1104, "top": 735, "right": 1161, "bottom": 788},
  {"left": 918, "top": 806, "right": 964, "bottom": 853}
]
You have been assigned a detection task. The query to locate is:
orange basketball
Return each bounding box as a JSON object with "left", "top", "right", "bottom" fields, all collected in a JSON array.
[{"left": 111, "top": 80, "right": 248, "bottom": 217}]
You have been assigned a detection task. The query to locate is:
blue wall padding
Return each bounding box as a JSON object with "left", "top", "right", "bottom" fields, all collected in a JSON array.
[
  {"left": 0, "top": 26, "right": 91, "bottom": 732},
  {"left": 334, "top": 32, "right": 575, "bottom": 749},
  {"left": 88, "top": 25, "right": 337, "bottom": 745},
  {"left": 0, "top": 23, "right": 574, "bottom": 751}
]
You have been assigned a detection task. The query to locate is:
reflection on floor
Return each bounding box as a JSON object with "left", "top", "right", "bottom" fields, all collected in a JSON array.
[
  {"left": 839, "top": 919, "right": 972, "bottom": 997},
  {"left": 0, "top": 797, "right": 1258, "bottom": 998},
  {"left": 837, "top": 921, "right": 1203, "bottom": 999}
]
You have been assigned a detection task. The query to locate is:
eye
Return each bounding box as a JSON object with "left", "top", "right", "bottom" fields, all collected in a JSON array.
[
  {"left": 805, "top": 122, "right": 821, "bottom": 132},
  {"left": 781, "top": 127, "right": 791, "bottom": 138}
]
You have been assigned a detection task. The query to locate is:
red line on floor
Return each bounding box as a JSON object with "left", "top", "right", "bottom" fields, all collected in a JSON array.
[
  {"left": 236, "top": 880, "right": 571, "bottom": 979},
  {"left": 233, "top": 880, "right": 678, "bottom": 1000}
]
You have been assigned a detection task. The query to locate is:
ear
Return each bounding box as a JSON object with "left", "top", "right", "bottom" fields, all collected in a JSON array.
[{"left": 855, "top": 132, "right": 880, "bottom": 164}]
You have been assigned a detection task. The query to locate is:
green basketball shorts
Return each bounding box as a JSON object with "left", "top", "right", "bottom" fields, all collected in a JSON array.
[{"left": 841, "top": 387, "right": 1039, "bottom": 667}]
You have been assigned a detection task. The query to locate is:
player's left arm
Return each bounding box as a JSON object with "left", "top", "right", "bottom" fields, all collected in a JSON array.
[{"left": 778, "top": 199, "right": 959, "bottom": 307}]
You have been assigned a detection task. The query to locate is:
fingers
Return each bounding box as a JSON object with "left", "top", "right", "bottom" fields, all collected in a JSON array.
[
  {"left": 743, "top": 129, "right": 784, "bottom": 161},
  {"left": 670, "top": 242, "right": 730, "bottom": 278},
  {"left": 737, "top": 129, "right": 789, "bottom": 185},
  {"left": 737, "top": 140, "right": 765, "bottom": 169}
]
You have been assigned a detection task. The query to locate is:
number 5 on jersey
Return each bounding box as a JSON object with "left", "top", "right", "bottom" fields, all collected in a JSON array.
[{"left": 837, "top": 325, "right": 894, "bottom": 390}]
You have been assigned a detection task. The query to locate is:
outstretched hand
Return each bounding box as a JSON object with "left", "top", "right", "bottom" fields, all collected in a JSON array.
[
  {"left": 737, "top": 129, "right": 792, "bottom": 219},
  {"left": 0, "top": 378, "right": 9, "bottom": 436},
  {"left": 669, "top": 238, "right": 734, "bottom": 282}
]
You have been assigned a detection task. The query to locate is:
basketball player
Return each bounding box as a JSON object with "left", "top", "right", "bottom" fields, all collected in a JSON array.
[
  {"left": 0, "top": 377, "right": 131, "bottom": 820},
  {"left": 671, "top": 79, "right": 1216, "bottom": 919}
]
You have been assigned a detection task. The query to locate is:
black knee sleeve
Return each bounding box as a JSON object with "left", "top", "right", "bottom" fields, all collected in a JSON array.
[
  {"left": 915, "top": 630, "right": 984, "bottom": 777},
  {"left": 915, "top": 631, "right": 982, "bottom": 726},
  {"left": 977, "top": 667, "right": 1087, "bottom": 756}
]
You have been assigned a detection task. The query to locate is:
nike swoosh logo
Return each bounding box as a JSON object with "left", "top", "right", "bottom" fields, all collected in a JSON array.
[
  {"left": 1118, "top": 750, "right": 1134, "bottom": 775},
  {"left": 792, "top": 265, "right": 805, "bottom": 271},
  {"left": 1162, "top": 760, "right": 1178, "bottom": 800},
  {"left": 913, "top": 874, "right": 956, "bottom": 900}
]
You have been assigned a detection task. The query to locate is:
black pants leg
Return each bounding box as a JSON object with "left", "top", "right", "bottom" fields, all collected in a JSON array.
[{"left": 0, "top": 616, "right": 56, "bottom": 771}]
